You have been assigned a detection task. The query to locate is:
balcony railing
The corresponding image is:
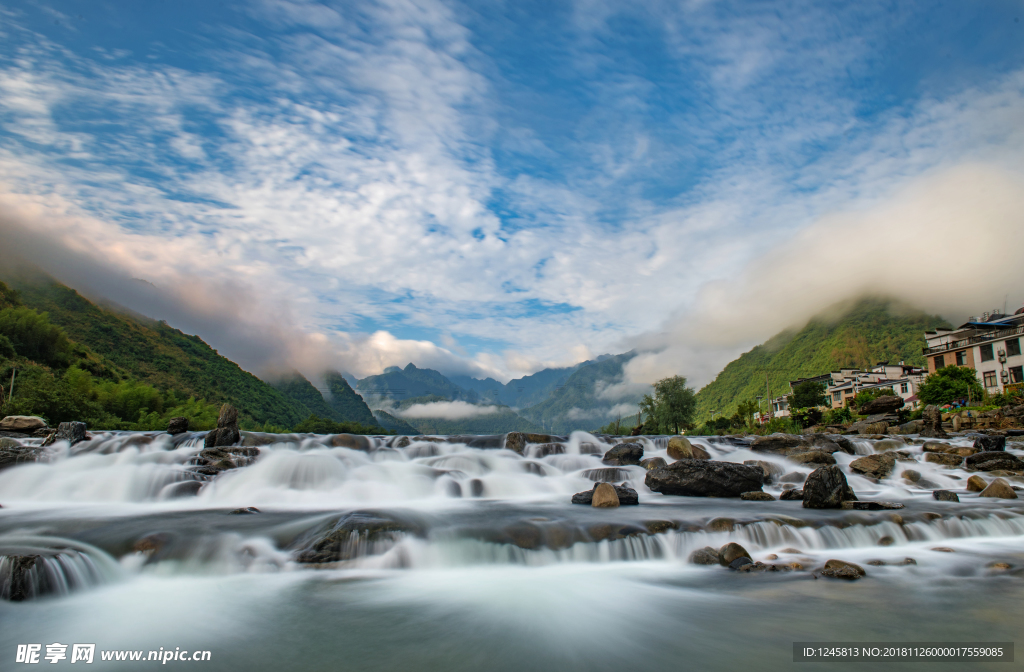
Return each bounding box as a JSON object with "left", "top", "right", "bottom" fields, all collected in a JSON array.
[{"left": 922, "top": 324, "right": 1024, "bottom": 356}]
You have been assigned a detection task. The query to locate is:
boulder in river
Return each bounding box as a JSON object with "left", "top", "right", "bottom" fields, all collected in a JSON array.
[
  {"left": 640, "top": 457, "right": 667, "bottom": 471},
  {"left": 802, "top": 465, "right": 857, "bottom": 509},
  {"left": 645, "top": 459, "right": 764, "bottom": 497},
  {"left": 820, "top": 559, "right": 866, "bottom": 580},
  {"left": 923, "top": 442, "right": 977, "bottom": 457},
  {"left": 789, "top": 451, "right": 836, "bottom": 466},
  {"left": 602, "top": 442, "right": 644, "bottom": 466},
  {"left": 973, "top": 435, "right": 1006, "bottom": 452},
  {"left": 571, "top": 483, "right": 639, "bottom": 505},
  {"left": 591, "top": 483, "right": 620, "bottom": 508},
  {"left": 779, "top": 489, "right": 803, "bottom": 501},
  {"left": 294, "top": 511, "right": 421, "bottom": 563},
  {"left": 849, "top": 452, "right": 896, "bottom": 479},
  {"left": 966, "top": 475, "right": 988, "bottom": 492},
  {"left": 740, "top": 491, "right": 775, "bottom": 501},
  {"left": 750, "top": 433, "right": 804, "bottom": 455},
  {"left": 924, "top": 453, "right": 963, "bottom": 467},
  {"left": 0, "top": 438, "right": 41, "bottom": 471},
  {"left": 689, "top": 546, "right": 720, "bottom": 565},
  {"left": 503, "top": 432, "right": 526, "bottom": 454},
  {"left": 54, "top": 421, "right": 87, "bottom": 446},
  {"left": 0, "top": 416, "right": 47, "bottom": 432},
  {"left": 979, "top": 478, "right": 1018, "bottom": 500},
  {"left": 667, "top": 436, "right": 709, "bottom": 460},
  {"left": 919, "top": 405, "right": 946, "bottom": 438},
  {"left": 743, "top": 460, "right": 784, "bottom": 483},
  {"left": 167, "top": 417, "right": 189, "bottom": 435},
  {"left": 932, "top": 490, "right": 959, "bottom": 502},
  {"left": 204, "top": 404, "right": 241, "bottom": 448},
  {"left": 718, "top": 542, "right": 751, "bottom": 566},
  {"left": 966, "top": 451, "right": 1023, "bottom": 471},
  {"left": 330, "top": 434, "right": 373, "bottom": 451},
  {"left": 860, "top": 395, "right": 904, "bottom": 415},
  {"left": 229, "top": 506, "right": 261, "bottom": 514}
]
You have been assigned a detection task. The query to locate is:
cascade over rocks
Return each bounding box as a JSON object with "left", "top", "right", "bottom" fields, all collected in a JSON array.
[
  {"left": 860, "top": 395, "right": 904, "bottom": 415},
  {"left": 924, "top": 453, "right": 963, "bottom": 467},
  {"left": 293, "top": 511, "right": 422, "bottom": 564},
  {"left": 923, "top": 442, "right": 977, "bottom": 457},
  {"left": 167, "top": 417, "right": 189, "bottom": 435},
  {"left": 966, "top": 452, "right": 1023, "bottom": 471},
  {"left": 802, "top": 465, "right": 857, "bottom": 508},
  {"left": 204, "top": 404, "right": 241, "bottom": 448},
  {"left": 645, "top": 460, "right": 764, "bottom": 497},
  {"left": 0, "top": 438, "right": 41, "bottom": 471},
  {"left": 750, "top": 434, "right": 804, "bottom": 454},
  {"left": 504, "top": 432, "right": 526, "bottom": 454},
  {"left": 329, "top": 434, "right": 372, "bottom": 451},
  {"left": 602, "top": 443, "right": 644, "bottom": 466},
  {"left": 743, "top": 460, "right": 784, "bottom": 483},
  {"left": 571, "top": 483, "right": 639, "bottom": 505}
]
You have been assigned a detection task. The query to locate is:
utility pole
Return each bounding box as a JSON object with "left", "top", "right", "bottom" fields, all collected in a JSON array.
[
  {"left": 8, "top": 368, "right": 14, "bottom": 402},
  {"left": 766, "top": 372, "right": 773, "bottom": 421}
]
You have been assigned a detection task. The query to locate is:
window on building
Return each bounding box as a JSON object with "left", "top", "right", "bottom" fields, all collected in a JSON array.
[
  {"left": 983, "top": 371, "right": 997, "bottom": 388},
  {"left": 1007, "top": 338, "right": 1022, "bottom": 357},
  {"left": 1010, "top": 366, "right": 1024, "bottom": 384},
  {"left": 900, "top": 382, "right": 908, "bottom": 394},
  {"left": 833, "top": 391, "right": 841, "bottom": 401},
  {"left": 955, "top": 351, "right": 966, "bottom": 366},
  {"left": 980, "top": 344, "right": 994, "bottom": 362},
  {"left": 933, "top": 355, "right": 945, "bottom": 369}
]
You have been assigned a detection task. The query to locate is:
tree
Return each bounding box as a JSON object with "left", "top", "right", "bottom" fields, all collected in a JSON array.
[
  {"left": 852, "top": 387, "right": 895, "bottom": 409},
  {"left": 734, "top": 398, "right": 758, "bottom": 429},
  {"left": 788, "top": 380, "right": 827, "bottom": 410},
  {"left": 918, "top": 366, "right": 984, "bottom": 405},
  {"left": 640, "top": 375, "right": 697, "bottom": 434}
]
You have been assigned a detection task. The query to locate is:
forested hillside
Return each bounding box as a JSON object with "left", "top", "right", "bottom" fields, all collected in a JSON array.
[{"left": 693, "top": 297, "right": 951, "bottom": 422}]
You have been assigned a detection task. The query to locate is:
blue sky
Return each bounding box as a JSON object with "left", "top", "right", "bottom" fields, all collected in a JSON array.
[{"left": 1, "top": 1, "right": 1023, "bottom": 384}]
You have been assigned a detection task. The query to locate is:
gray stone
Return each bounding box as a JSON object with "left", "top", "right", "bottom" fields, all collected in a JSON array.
[
  {"left": 54, "top": 422, "right": 87, "bottom": 446},
  {"left": 167, "top": 417, "right": 189, "bottom": 435},
  {"left": 571, "top": 483, "right": 639, "bottom": 505},
  {"left": 966, "top": 451, "right": 1022, "bottom": 471},
  {"left": 602, "top": 442, "right": 644, "bottom": 466},
  {"left": 0, "top": 416, "right": 47, "bottom": 432},
  {"left": 849, "top": 452, "right": 897, "bottom": 479},
  {"left": 689, "top": 546, "right": 720, "bottom": 565},
  {"left": 932, "top": 490, "right": 959, "bottom": 502},
  {"left": 973, "top": 435, "right": 1006, "bottom": 452},
  {"left": 645, "top": 459, "right": 765, "bottom": 497},
  {"left": 821, "top": 559, "right": 866, "bottom": 580},
  {"left": 740, "top": 491, "right": 775, "bottom": 501},
  {"left": 718, "top": 542, "right": 751, "bottom": 566},
  {"left": 802, "top": 465, "right": 857, "bottom": 509}
]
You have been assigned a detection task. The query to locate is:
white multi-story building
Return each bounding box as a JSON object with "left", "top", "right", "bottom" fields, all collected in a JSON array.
[
  {"left": 923, "top": 308, "right": 1024, "bottom": 396},
  {"left": 790, "top": 363, "right": 927, "bottom": 411}
]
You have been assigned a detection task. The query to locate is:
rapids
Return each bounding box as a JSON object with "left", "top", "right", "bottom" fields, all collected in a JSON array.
[{"left": 1, "top": 430, "right": 1022, "bottom": 670}]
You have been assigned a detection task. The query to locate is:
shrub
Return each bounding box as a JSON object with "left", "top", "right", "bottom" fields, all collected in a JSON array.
[{"left": 918, "top": 366, "right": 984, "bottom": 406}]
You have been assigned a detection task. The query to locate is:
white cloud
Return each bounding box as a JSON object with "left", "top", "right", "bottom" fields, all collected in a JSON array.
[{"left": 397, "top": 400, "right": 500, "bottom": 420}]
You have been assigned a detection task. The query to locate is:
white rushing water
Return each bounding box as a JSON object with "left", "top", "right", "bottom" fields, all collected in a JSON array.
[{"left": 1, "top": 430, "right": 1023, "bottom": 670}]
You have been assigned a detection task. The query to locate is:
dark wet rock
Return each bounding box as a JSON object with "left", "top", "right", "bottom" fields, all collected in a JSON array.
[
  {"left": 533, "top": 442, "right": 565, "bottom": 458},
  {"left": 469, "top": 479, "right": 485, "bottom": 497},
  {"left": 920, "top": 405, "right": 947, "bottom": 438},
  {"left": 504, "top": 432, "right": 526, "bottom": 454},
  {"left": 779, "top": 471, "right": 807, "bottom": 484},
  {"left": 0, "top": 416, "right": 46, "bottom": 432},
  {"left": 204, "top": 404, "right": 241, "bottom": 448},
  {"left": 779, "top": 489, "right": 803, "bottom": 500},
  {"left": 966, "top": 475, "right": 987, "bottom": 492},
  {"left": 821, "top": 559, "right": 865, "bottom": 580},
  {"left": 602, "top": 442, "right": 644, "bottom": 466},
  {"left": 966, "top": 451, "right": 1023, "bottom": 471},
  {"left": 979, "top": 478, "right": 1018, "bottom": 499},
  {"left": 861, "top": 395, "right": 904, "bottom": 415},
  {"left": 53, "top": 421, "right": 88, "bottom": 446},
  {"left": 729, "top": 556, "right": 754, "bottom": 569},
  {"left": 0, "top": 438, "right": 41, "bottom": 471},
  {"left": 640, "top": 457, "right": 667, "bottom": 471},
  {"left": 329, "top": 434, "right": 372, "bottom": 451},
  {"left": 167, "top": 417, "right": 189, "bottom": 435},
  {"left": 809, "top": 434, "right": 855, "bottom": 455},
  {"left": 571, "top": 483, "right": 639, "bottom": 505},
  {"left": 591, "top": 483, "right": 620, "bottom": 508},
  {"left": 645, "top": 459, "right": 764, "bottom": 497},
  {"left": 789, "top": 451, "right": 836, "bottom": 466},
  {"left": 744, "top": 460, "right": 784, "bottom": 483},
  {"left": 161, "top": 480, "right": 203, "bottom": 498},
  {"left": 735, "top": 560, "right": 799, "bottom": 573},
  {"left": 924, "top": 452, "right": 962, "bottom": 467},
  {"left": 718, "top": 542, "right": 751, "bottom": 566},
  {"left": 932, "top": 490, "right": 959, "bottom": 502},
  {"left": 585, "top": 522, "right": 649, "bottom": 544},
  {"left": 867, "top": 557, "right": 916, "bottom": 567},
  {"left": 578, "top": 442, "right": 603, "bottom": 455},
  {"left": 802, "top": 465, "right": 857, "bottom": 509},
  {"left": 294, "top": 511, "right": 420, "bottom": 563},
  {"left": 229, "top": 506, "right": 261, "bottom": 514},
  {"left": 841, "top": 501, "right": 905, "bottom": 510},
  {"left": 667, "top": 436, "right": 709, "bottom": 460},
  {"left": 705, "top": 517, "right": 735, "bottom": 532},
  {"left": 849, "top": 420, "right": 891, "bottom": 435},
  {"left": 393, "top": 436, "right": 411, "bottom": 448},
  {"left": 1, "top": 555, "right": 42, "bottom": 601},
  {"left": 902, "top": 469, "right": 921, "bottom": 483},
  {"left": 899, "top": 419, "right": 925, "bottom": 434},
  {"left": 850, "top": 452, "right": 897, "bottom": 479},
  {"left": 872, "top": 439, "right": 905, "bottom": 452},
  {"left": 689, "top": 546, "right": 720, "bottom": 565},
  {"left": 740, "top": 491, "right": 775, "bottom": 501},
  {"left": 644, "top": 520, "right": 678, "bottom": 534},
  {"left": 931, "top": 547, "right": 955, "bottom": 552},
  {"left": 750, "top": 433, "right": 805, "bottom": 455},
  {"left": 974, "top": 435, "right": 1006, "bottom": 452},
  {"left": 923, "top": 442, "right": 977, "bottom": 457},
  {"left": 525, "top": 433, "right": 563, "bottom": 444},
  {"left": 877, "top": 536, "right": 894, "bottom": 546},
  {"left": 581, "top": 467, "right": 631, "bottom": 482}
]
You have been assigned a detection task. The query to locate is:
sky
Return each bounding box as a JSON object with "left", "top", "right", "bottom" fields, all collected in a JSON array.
[{"left": 0, "top": 0, "right": 1023, "bottom": 386}]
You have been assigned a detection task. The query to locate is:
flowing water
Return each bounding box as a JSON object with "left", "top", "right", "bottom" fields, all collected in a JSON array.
[{"left": 1, "top": 431, "right": 1022, "bottom": 670}]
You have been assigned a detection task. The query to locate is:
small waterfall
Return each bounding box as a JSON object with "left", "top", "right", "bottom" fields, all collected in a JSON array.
[{"left": 0, "top": 536, "right": 121, "bottom": 601}]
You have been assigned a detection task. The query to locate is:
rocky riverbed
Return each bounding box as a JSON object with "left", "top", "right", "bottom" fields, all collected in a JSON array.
[{"left": 1, "top": 424, "right": 1023, "bottom": 670}]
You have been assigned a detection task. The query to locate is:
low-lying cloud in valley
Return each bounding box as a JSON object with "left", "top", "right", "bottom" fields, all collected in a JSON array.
[{"left": 396, "top": 401, "right": 501, "bottom": 421}]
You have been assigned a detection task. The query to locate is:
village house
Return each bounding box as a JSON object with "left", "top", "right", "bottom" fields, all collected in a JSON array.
[
  {"left": 789, "top": 362, "right": 926, "bottom": 411},
  {"left": 923, "top": 307, "right": 1024, "bottom": 396}
]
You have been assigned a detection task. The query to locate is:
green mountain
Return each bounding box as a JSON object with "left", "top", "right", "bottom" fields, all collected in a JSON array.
[
  {"left": 371, "top": 409, "right": 420, "bottom": 435},
  {"left": 450, "top": 365, "right": 579, "bottom": 408},
  {"left": 693, "top": 297, "right": 952, "bottom": 422},
  {"left": 271, "top": 371, "right": 342, "bottom": 420},
  {"left": 323, "top": 370, "right": 378, "bottom": 427},
  {"left": 356, "top": 363, "right": 478, "bottom": 403},
  {"left": 1, "top": 271, "right": 312, "bottom": 427},
  {"left": 394, "top": 405, "right": 545, "bottom": 435},
  {"left": 520, "top": 352, "right": 646, "bottom": 434}
]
